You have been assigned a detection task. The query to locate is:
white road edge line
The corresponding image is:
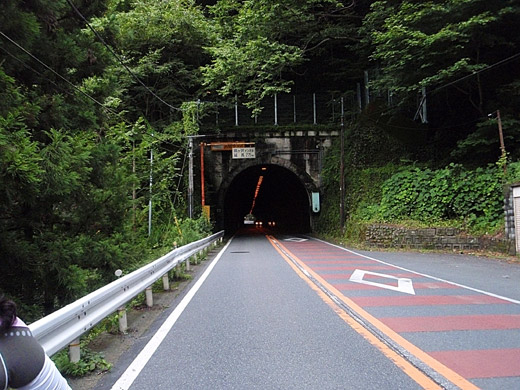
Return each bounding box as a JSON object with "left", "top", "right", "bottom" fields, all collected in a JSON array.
[
  {"left": 311, "top": 237, "right": 520, "bottom": 305},
  {"left": 111, "top": 238, "right": 233, "bottom": 390}
]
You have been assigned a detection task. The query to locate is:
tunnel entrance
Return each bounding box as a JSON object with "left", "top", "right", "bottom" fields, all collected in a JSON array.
[{"left": 223, "top": 164, "right": 311, "bottom": 233}]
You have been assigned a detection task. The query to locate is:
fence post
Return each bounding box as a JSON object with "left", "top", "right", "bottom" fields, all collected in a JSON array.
[
  {"left": 145, "top": 287, "right": 153, "bottom": 307},
  {"left": 69, "top": 338, "right": 81, "bottom": 363},
  {"left": 357, "top": 83, "right": 362, "bottom": 112},
  {"left": 118, "top": 307, "right": 128, "bottom": 333},
  {"left": 274, "top": 93, "right": 278, "bottom": 126},
  {"left": 293, "top": 95, "right": 297, "bottom": 123},
  {"left": 162, "top": 273, "right": 170, "bottom": 290},
  {"left": 313, "top": 93, "right": 317, "bottom": 125},
  {"left": 364, "top": 70, "right": 370, "bottom": 106},
  {"left": 215, "top": 99, "right": 219, "bottom": 126},
  {"left": 235, "top": 94, "right": 239, "bottom": 126}
]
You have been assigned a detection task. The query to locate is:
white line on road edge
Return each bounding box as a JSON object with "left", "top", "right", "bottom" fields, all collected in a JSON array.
[
  {"left": 312, "top": 237, "right": 520, "bottom": 305},
  {"left": 111, "top": 238, "right": 233, "bottom": 390}
]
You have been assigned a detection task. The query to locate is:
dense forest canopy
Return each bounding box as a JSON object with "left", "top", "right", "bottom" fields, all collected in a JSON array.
[{"left": 1, "top": 0, "right": 519, "bottom": 317}]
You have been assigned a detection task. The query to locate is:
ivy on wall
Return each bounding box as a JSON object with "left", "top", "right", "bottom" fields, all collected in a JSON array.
[{"left": 378, "top": 164, "right": 504, "bottom": 232}]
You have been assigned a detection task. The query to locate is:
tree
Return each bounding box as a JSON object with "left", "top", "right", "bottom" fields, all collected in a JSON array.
[
  {"left": 91, "top": 0, "right": 211, "bottom": 127},
  {"left": 363, "top": 0, "right": 520, "bottom": 117},
  {"left": 202, "top": 0, "right": 363, "bottom": 114},
  {"left": 361, "top": 0, "right": 520, "bottom": 164}
]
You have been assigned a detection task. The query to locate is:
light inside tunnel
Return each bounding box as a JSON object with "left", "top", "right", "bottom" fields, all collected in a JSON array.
[
  {"left": 224, "top": 164, "right": 311, "bottom": 233},
  {"left": 249, "top": 175, "right": 264, "bottom": 214}
]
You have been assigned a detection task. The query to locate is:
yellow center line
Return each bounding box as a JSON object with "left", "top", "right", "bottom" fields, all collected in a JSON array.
[{"left": 267, "top": 235, "right": 480, "bottom": 390}]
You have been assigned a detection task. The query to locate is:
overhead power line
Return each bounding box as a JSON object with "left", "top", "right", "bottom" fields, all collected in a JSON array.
[
  {"left": 413, "top": 51, "right": 520, "bottom": 120},
  {"left": 0, "top": 30, "right": 110, "bottom": 112},
  {"left": 0, "top": 45, "right": 65, "bottom": 91},
  {"left": 0, "top": 30, "right": 183, "bottom": 152},
  {"left": 430, "top": 51, "right": 520, "bottom": 96},
  {"left": 65, "top": 0, "right": 183, "bottom": 113}
]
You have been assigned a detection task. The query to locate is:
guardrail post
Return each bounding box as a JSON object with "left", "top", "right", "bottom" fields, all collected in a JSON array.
[
  {"left": 186, "top": 257, "right": 191, "bottom": 271},
  {"left": 69, "top": 338, "right": 81, "bottom": 363},
  {"left": 162, "top": 273, "right": 170, "bottom": 290},
  {"left": 29, "top": 231, "right": 224, "bottom": 357},
  {"left": 145, "top": 287, "right": 153, "bottom": 307},
  {"left": 118, "top": 307, "right": 128, "bottom": 333}
]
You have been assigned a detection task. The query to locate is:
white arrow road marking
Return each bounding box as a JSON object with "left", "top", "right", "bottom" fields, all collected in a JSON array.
[{"left": 349, "top": 269, "right": 415, "bottom": 295}]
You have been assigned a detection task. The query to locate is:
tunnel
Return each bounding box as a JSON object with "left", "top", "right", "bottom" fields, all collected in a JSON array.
[{"left": 223, "top": 164, "right": 311, "bottom": 233}]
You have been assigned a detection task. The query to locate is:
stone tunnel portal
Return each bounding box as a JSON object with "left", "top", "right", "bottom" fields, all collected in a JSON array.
[{"left": 223, "top": 164, "right": 311, "bottom": 233}]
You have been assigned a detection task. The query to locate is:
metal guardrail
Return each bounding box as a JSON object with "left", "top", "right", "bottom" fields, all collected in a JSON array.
[{"left": 29, "top": 231, "right": 224, "bottom": 356}]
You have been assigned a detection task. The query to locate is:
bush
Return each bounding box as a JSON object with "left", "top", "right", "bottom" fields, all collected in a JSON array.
[{"left": 378, "top": 163, "right": 504, "bottom": 233}]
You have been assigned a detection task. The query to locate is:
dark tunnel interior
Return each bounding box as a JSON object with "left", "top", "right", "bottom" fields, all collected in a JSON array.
[{"left": 223, "top": 164, "right": 311, "bottom": 233}]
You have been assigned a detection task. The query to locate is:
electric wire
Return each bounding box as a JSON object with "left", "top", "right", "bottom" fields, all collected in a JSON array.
[
  {"left": 0, "top": 31, "right": 183, "bottom": 153},
  {"left": 0, "top": 18, "right": 194, "bottom": 211},
  {"left": 0, "top": 45, "right": 67, "bottom": 92},
  {"left": 366, "top": 48, "right": 520, "bottom": 131},
  {"left": 0, "top": 30, "right": 111, "bottom": 113},
  {"left": 65, "top": 0, "right": 183, "bottom": 113},
  {"left": 412, "top": 51, "right": 520, "bottom": 121},
  {"left": 430, "top": 51, "right": 520, "bottom": 96}
]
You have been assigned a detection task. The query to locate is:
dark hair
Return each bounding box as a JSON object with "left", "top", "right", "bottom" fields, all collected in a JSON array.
[{"left": 0, "top": 295, "right": 17, "bottom": 332}]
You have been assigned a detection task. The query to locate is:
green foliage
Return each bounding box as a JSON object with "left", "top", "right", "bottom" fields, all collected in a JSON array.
[
  {"left": 202, "top": 0, "right": 358, "bottom": 113},
  {"left": 363, "top": 1, "right": 516, "bottom": 98},
  {"left": 315, "top": 116, "right": 413, "bottom": 234},
  {"left": 378, "top": 164, "right": 504, "bottom": 233},
  {"left": 53, "top": 348, "right": 112, "bottom": 377},
  {"left": 96, "top": 0, "right": 210, "bottom": 125},
  {"left": 1, "top": 0, "right": 519, "bottom": 319},
  {"left": 203, "top": 36, "right": 302, "bottom": 115},
  {"left": 505, "top": 161, "right": 520, "bottom": 184},
  {"left": 0, "top": 65, "right": 201, "bottom": 317},
  {"left": 361, "top": 0, "right": 520, "bottom": 164},
  {"left": 346, "top": 164, "right": 401, "bottom": 218},
  {"left": 452, "top": 117, "right": 520, "bottom": 165}
]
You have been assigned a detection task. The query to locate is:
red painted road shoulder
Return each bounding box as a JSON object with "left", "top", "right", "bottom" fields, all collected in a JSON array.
[{"left": 276, "top": 236, "right": 520, "bottom": 387}]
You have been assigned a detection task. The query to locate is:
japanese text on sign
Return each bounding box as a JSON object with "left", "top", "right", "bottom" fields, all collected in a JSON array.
[{"left": 232, "top": 147, "right": 256, "bottom": 159}]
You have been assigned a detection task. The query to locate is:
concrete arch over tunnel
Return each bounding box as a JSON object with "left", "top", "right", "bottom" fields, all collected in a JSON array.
[{"left": 218, "top": 158, "right": 316, "bottom": 233}]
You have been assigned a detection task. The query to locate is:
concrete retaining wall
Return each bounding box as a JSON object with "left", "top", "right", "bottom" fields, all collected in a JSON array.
[{"left": 365, "top": 224, "right": 513, "bottom": 253}]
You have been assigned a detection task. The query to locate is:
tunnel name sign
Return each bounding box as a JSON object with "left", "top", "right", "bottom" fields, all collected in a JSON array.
[{"left": 232, "top": 147, "right": 256, "bottom": 159}]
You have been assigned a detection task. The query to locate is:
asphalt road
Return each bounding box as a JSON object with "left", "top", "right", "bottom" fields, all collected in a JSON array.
[
  {"left": 351, "top": 245, "right": 520, "bottom": 301},
  {"left": 106, "top": 231, "right": 520, "bottom": 390}
]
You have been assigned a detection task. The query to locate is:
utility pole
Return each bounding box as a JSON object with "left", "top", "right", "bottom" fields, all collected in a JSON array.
[
  {"left": 200, "top": 142, "right": 205, "bottom": 207},
  {"left": 187, "top": 135, "right": 206, "bottom": 219},
  {"left": 497, "top": 110, "right": 506, "bottom": 172},
  {"left": 489, "top": 110, "right": 507, "bottom": 175},
  {"left": 148, "top": 136, "right": 153, "bottom": 236},
  {"left": 340, "top": 97, "right": 345, "bottom": 232},
  {"left": 188, "top": 136, "right": 194, "bottom": 219}
]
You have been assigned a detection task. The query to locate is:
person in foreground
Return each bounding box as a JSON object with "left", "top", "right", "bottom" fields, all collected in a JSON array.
[{"left": 0, "top": 295, "right": 71, "bottom": 390}]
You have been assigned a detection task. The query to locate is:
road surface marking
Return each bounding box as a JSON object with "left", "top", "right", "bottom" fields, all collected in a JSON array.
[
  {"left": 111, "top": 238, "right": 233, "bottom": 390},
  {"left": 267, "top": 235, "right": 479, "bottom": 390},
  {"left": 312, "top": 236, "right": 520, "bottom": 305},
  {"left": 284, "top": 237, "right": 308, "bottom": 242},
  {"left": 267, "top": 236, "right": 442, "bottom": 390},
  {"left": 350, "top": 269, "right": 415, "bottom": 295}
]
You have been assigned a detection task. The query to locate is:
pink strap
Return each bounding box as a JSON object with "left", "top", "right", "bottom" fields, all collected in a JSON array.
[{"left": 12, "top": 317, "right": 27, "bottom": 327}]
